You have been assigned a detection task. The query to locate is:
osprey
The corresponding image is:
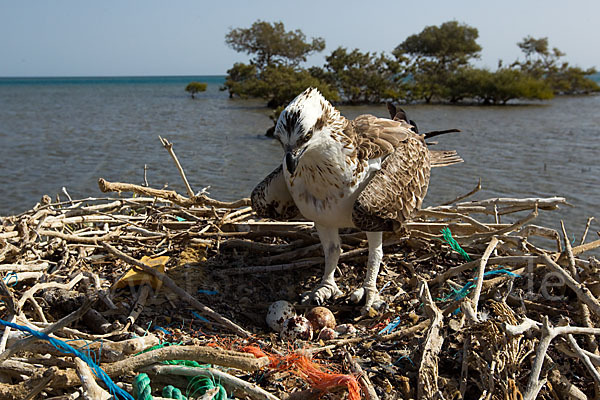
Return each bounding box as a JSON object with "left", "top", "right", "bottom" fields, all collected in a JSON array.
[{"left": 252, "top": 88, "right": 462, "bottom": 314}]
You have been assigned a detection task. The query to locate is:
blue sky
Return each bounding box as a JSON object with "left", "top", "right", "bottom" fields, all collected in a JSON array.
[{"left": 1, "top": 0, "right": 599, "bottom": 77}]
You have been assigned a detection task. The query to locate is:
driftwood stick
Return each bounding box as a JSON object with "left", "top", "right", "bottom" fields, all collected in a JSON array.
[
  {"left": 42, "top": 214, "right": 142, "bottom": 229},
  {"left": 503, "top": 318, "right": 541, "bottom": 336},
  {"left": 541, "top": 254, "right": 600, "bottom": 318},
  {"left": 0, "top": 280, "right": 19, "bottom": 355},
  {"left": 0, "top": 315, "right": 16, "bottom": 355},
  {"left": 379, "top": 319, "right": 431, "bottom": 342},
  {"left": 98, "top": 178, "right": 250, "bottom": 209},
  {"left": 461, "top": 298, "right": 478, "bottom": 323},
  {"left": 0, "top": 359, "right": 37, "bottom": 376},
  {"left": 456, "top": 196, "right": 567, "bottom": 208},
  {"left": 18, "top": 273, "right": 84, "bottom": 310},
  {"left": 506, "top": 321, "right": 600, "bottom": 338},
  {"left": 220, "top": 239, "right": 306, "bottom": 254},
  {"left": 38, "top": 229, "right": 120, "bottom": 244},
  {"left": 430, "top": 255, "right": 538, "bottom": 287},
  {"left": 567, "top": 334, "right": 600, "bottom": 385},
  {"left": 548, "top": 369, "right": 587, "bottom": 400},
  {"left": 417, "top": 280, "right": 444, "bottom": 400},
  {"left": 327, "top": 319, "right": 431, "bottom": 347},
  {"left": 344, "top": 351, "right": 379, "bottom": 400},
  {"left": 417, "top": 209, "right": 492, "bottom": 233},
  {"left": 75, "top": 358, "right": 110, "bottom": 400},
  {"left": 581, "top": 217, "right": 595, "bottom": 245},
  {"left": 523, "top": 316, "right": 554, "bottom": 400},
  {"left": 158, "top": 136, "right": 195, "bottom": 198},
  {"left": 557, "top": 340, "right": 600, "bottom": 367},
  {"left": 519, "top": 224, "right": 561, "bottom": 252},
  {"left": 101, "top": 242, "right": 251, "bottom": 337},
  {"left": 430, "top": 196, "right": 566, "bottom": 216},
  {"left": 123, "top": 284, "right": 151, "bottom": 331},
  {"left": 102, "top": 345, "right": 269, "bottom": 376},
  {"left": 505, "top": 316, "right": 600, "bottom": 400},
  {"left": 561, "top": 238, "right": 600, "bottom": 260},
  {"left": 28, "top": 297, "right": 47, "bottom": 324},
  {"left": 469, "top": 204, "right": 539, "bottom": 241},
  {"left": 9, "top": 272, "right": 43, "bottom": 283},
  {"left": 0, "top": 263, "right": 49, "bottom": 273},
  {"left": 471, "top": 236, "right": 499, "bottom": 317},
  {"left": 581, "top": 302, "right": 600, "bottom": 394},
  {"left": 441, "top": 178, "right": 481, "bottom": 206},
  {"left": 143, "top": 364, "right": 280, "bottom": 400},
  {"left": 4, "top": 334, "right": 160, "bottom": 363},
  {"left": 221, "top": 206, "right": 253, "bottom": 224},
  {"left": 433, "top": 237, "right": 600, "bottom": 289},
  {"left": 24, "top": 367, "right": 57, "bottom": 400},
  {"left": 0, "top": 297, "right": 94, "bottom": 363},
  {"left": 561, "top": 220, "right": 579, "bottom": 279},
  {"left": 562, "top": 220, "right": 600, "bottom": 380}
]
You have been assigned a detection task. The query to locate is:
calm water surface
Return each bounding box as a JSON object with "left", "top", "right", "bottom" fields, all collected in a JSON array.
[{"left": 0, "top": 76, "right": 598, "bottom": 247}]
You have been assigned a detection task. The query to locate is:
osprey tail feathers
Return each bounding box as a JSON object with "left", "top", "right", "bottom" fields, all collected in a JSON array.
[{"left": 429, "top": 150, "right": 463, "bottom": 168}]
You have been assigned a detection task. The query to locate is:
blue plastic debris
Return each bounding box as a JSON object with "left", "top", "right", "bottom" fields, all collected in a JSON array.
[{"left": 378, "top": 316, "right": 401, "bottom": 335}]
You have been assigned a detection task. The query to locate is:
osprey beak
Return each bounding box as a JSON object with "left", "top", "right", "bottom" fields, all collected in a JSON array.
[{"left": 285, "top": 151, "right": 298, "bottom": 175}]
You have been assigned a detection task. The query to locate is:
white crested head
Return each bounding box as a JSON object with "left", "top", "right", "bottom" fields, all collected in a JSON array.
[{"left": 274, "top": 87, "right": 340, "bottom": 152}]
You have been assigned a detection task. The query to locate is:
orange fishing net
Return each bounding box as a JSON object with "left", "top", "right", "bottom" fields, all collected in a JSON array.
[{"left": 242, "top": 345, "right": 362, "bottom": 400}]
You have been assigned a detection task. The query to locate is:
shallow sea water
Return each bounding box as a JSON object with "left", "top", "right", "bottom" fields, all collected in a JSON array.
[{"left": 0, "top": 76, "right": 598, "bottom": 250}]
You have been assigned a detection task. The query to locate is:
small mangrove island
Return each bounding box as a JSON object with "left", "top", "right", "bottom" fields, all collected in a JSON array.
[{"left": 220, "top": 20, "right": 599, "bottom": 112}]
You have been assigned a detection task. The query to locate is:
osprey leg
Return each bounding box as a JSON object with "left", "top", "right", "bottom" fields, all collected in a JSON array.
[
  {"left": 301, "top": 224, "right": 342, "bottom": 305},
  {"left": 351, "top": 231, "right": 385, "bottom": 314}
]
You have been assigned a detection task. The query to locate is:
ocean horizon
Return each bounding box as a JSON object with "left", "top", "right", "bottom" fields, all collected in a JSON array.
[{"left": 0, "top": 75, "right": 227, "bottom": 85}]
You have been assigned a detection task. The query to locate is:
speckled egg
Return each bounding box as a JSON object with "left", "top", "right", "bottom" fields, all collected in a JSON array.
[
  {"left": 317, "top": 327, "right": 338, "bottom": 340},
  {"left": 266, "top": 300, "right": 296, "bottom": 333},
  {"left": 305, "top": 306, "right": 336, "bottom": 332},
  {"left": 281, "top": 316, "right": 313, "bottom": 341},
  {"left": 335, "top": 323, "right": 357, "bottom": 336}
]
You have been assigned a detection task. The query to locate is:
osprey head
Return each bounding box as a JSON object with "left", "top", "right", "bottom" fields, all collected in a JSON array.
[{"left": 274, "top": 87, "right": 340, "bottom": 175}]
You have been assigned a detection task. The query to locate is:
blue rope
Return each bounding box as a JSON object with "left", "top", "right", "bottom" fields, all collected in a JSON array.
[
  {"left": 0, "top": 318, "right": 134, "bottom": 400},
  {"left": 197, "top": 289, "right": 218, "bottom": 296},
  {"left": 153, "top": 326, "right": 172, "bottom": 335},
  {"left": 191, "top": 311, "right": 210, "bottom": 323},
  {"left": 440, "top": 268, "right": 521, "bottom": 302},
  {"left": 3, "top": 272, "right": 18, "bottom": 287}
]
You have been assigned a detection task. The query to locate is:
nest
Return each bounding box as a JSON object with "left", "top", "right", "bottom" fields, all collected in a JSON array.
[{"left": 0, "top": 137, "right": 599, "bottom": 400}]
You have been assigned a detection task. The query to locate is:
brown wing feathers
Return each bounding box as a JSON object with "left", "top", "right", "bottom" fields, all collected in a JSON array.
[
  {"left": 349, "top": 115, "right": 412, "bottom": 161},
  {"left": 251, "top": 165, "right": 300, "bottom": 220},
  {"left": 351, "top": 106, "right": 460, "bottom": 232},
  {"left": 352, "top": 135, "right": 431, "bottom": 232}
]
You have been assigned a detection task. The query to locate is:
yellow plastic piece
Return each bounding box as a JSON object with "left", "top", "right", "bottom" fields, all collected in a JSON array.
[{"left": 116, "top": 255, "right": 169, "bottom": 290}]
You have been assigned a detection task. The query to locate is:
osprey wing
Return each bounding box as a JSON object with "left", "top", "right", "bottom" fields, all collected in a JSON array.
[
  {"left": 350, "top": 114, "right": 414, "bottom": 161},
  {"left": 251, "top": 164, "right": 300, "bottom": 220},
  {"left": 351, "top": 121, "right": 431, "bottom": 232}
]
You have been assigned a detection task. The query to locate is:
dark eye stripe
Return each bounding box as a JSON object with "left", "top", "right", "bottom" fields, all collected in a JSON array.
[{"left": 296, "top": 129, "right": 313, "bottom": 147}]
